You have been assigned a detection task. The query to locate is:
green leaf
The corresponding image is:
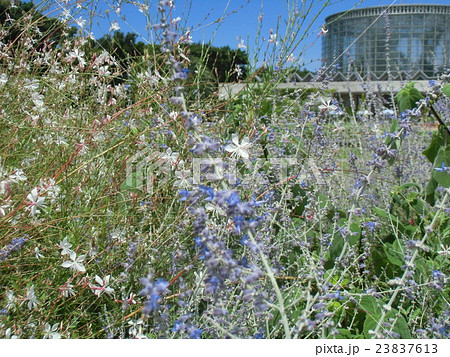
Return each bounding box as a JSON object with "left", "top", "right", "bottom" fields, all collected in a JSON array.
[
  {"left": 363, "top": 314, "right": 380, "bottom": 338},
  {"left": 333, "top": 329, "right": 364, "bottom": 339},
  {"left": 444, "top": 83, "right": 450, "bottom": 97},
  {"left": 290, "top": 184, "right": 307, "bottom": 217},
  {"left": 349, "top": 222, "right": 361, "bottom": 246},
  {"left": 414, "top": 256, "right": 430, "bottom": 281},
  {"left": 328, "top": 235, "right": 344, "bottom": 264},
  {"left": 361, "top": 296, "right": 382, "bottom": 338},
  {"left": 397, "top": 183, "right": 422, "bottom": 191},
  {"left": 384, "top": 119, "right": 398, "bottom": 146},
  {"left": 387, "top": 310, "right": 412, "bottom": 339},
  {"left": 383, "top": 239, "right": 404, "bottom": 267},
  {"left": 268, "top": 285, "right": 305, "bottom": 330},
  {"left": 359, "top": 295, "right": 382, "bottom": 316},
  {"left": 395, "top": 82, "right": 423, "bottom": 113},
  {"left": 364, "top": 310, "right": 411, "bottom": 338},
  {"left": 424, "top": 177, "right": 438, "bottom": 205},
  {"left": 373, "top": 206, "right": 389, "bottom": 219},
  {"left": 405, "top": 224, "right": 419, "bottom": 238},
  {"left": 370, "top": 249, "right": 391, "bottom": 276},
  {"left": 432, "top": 146, "right": 450, "bottom": 188},
  {"left": 389, "top": 119, "right": 398, "bottom": 134},
  {"left": 423, "top": 130, "right": 445, "bottom": 163},
  {"left": 373, "top": 207, "right": 405, "bottom": 234},
  {"left": 441, "top": 221, "right": 450, "bottom": 247},
  {"left": 316, "top": 192, "right": 331, "bottom": 210},
  {"left": 258, "top": 100, "right": 273, "bottom": 117},
  {"left": 324, "top": 270, "right": 349, "bottom": 287},
  {"left": 120, "top": 171, "right": 138, "bottom": 191}
]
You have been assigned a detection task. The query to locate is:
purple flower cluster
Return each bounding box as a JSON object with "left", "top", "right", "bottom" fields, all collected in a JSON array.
[
  {"left": 430, "top": 269, "right": 446, "bottom": 291},
  {"left": 121, "top": 240, "right": 138, "bottom": 273},
  {"left": 172, "top": 313, "right": 203, "bottom": 338},
  {"left": 190, "top": 136, "right": 220, "bottom": 155},
  {"left": 0, "top": 235, "right": 29, "bottom": 262},
  {"left": 181, "top": 186, "right": 259, "bottom": 295},
  {"left": 139, "top": 275, "right": 170, "bottom": 315}
]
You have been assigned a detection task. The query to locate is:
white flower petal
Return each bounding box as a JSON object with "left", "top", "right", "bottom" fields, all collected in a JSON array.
[
  {"left": 74, "top": 263, "right": 86, "bottom": 273},
  {"left": 240, "top": 150, "right": 249, "bottom": 160},
  {"left": 76, "top": 254, "right": 86, "bottom": 263},
  {"left": 95, "top": 275, "right": 103, "bottom": 285},
  {"left": 224, "top": 145, "right": 234, "bottom": 153}
]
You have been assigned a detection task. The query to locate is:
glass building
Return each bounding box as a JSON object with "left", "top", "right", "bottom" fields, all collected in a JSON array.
[{"left": 322, "top": 4, "right": 450, "bottom": 80}]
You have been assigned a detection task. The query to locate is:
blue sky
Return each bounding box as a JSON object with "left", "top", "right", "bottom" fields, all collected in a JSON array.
[{"left": 48, "top": 0, "right": 450, "bottom": 71}]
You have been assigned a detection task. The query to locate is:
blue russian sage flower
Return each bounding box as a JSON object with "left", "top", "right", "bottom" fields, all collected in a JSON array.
[{"left": 139, "top": 275, "right": 170, "bottom": 315}]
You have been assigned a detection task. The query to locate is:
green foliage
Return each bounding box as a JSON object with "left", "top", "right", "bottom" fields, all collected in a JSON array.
[
  {"left": 423, "top": 129, "right": 446, "bottom": 163},
  {"left": 268, "top": 285, "right": 305, "bottom": 337},
  {"left": 333, "top": 329, "right": 364, "bottom": 339},
  {"left": 188, "top": 43, "right": 248, "bottom": 82},
  {"left": 358, "top": 296, "right": 411, "bottom": 339},
  {"left": 443, "top": 84, "right": 450, "bottom": 97},
  {"left": 432, "top": 146, "right": 450, "bottom": 188},
  {"left": 421, "top": 114, "right": 449, "bottom": 205},
  {"left": 0, "top": 0, "right": 76, "bottom": 50},
  {"left": 373, "top": 206, "right": 406, "bottom": 235},
  {"left": 393, "top": 81, "right": 449, "bottom": 205},
  {"left": 383, "top": 239, "right": 404, "bottom": 267},
  {"left": 394, "top": 82, "right": 423, "bottom": 113},
  {"left": 94, "top": 31, "right": 145, "bottom": 61},
  {"left": 363, "top": 309, "right": 411, "bottom": 339}
]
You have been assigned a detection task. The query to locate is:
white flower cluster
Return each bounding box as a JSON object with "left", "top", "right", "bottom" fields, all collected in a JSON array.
[{"left": 0, "top": 158, "right": 27, "bottom": 216}]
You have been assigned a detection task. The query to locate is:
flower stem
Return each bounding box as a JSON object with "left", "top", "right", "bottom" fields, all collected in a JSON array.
[{"left": 247, "top": 230, "right": 292, "bottom": 338}]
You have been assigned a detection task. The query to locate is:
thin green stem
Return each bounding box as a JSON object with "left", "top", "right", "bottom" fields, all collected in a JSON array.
[{"left": 247, "top": 230, "right": 292, "bottom": 338}]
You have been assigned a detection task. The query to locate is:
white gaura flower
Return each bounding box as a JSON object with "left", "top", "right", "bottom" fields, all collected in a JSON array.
[
  {"left": 174, "top": 169, "right": 191, "bottom": 188},
  {"left": 160, "top": 147, "right": 179, "bottom": 166},
  {"left": 0, "top": 73, "right": 8, "bottom": 86},
  {"left": 205, "top": 202, "right": 226, "bottom": 217},
  {"left": 0, "top": 203, "right": 10, "bottom": 216},
  {"left": 27, "top": 187, "right": 46, "bottom": 216},
  {"left": 127, "top": 318, "right": 144, "bottom": 337},
  {"left": 75, "top": 16, "right": 86, "bottom": 29},
  {"left": 224, "top": 134, "right": 252, "bottom": 160},
  {"left": 90, "top": 275, "right": 114, "bottom": 297},
  {"left": 34, "top": 247, "right": 43, "bottom": 260},
  {"left": 5, "top": 290, "right": 16, "bottom": 310},
  {"left": 138, "top": 3, "right": 148, "bottom": 13},
  {"left": 61, "top": 251, "right": 86, "bottom": 273},
  {"left": 39, "top": 178, "right": 60, "bottom": 201},
  {"left": 109, "top": 20, "right": 120, "bottom": 32},
  {"left": 67, "top": 48, "right": 86, "bottom": 68},
  {"left": 58, "top": 237, "right": 73, "bottom": 256},
  {"left": 31, "top": 92, "right": 44, "bottom": 107},
  {"left": 437, "top": 244, "right": 449, "bottom": 257},
  {"left": 110, "top": 228, "right": 126, "bottom": 243},
  {"left": 237, "top": 38, "right": 247, "bottom": 49},
  {"left": 268, "top": 32, "right": 278, "bottom": 44},
  {"left": 26, "top": 285, "right": 38, "bottom": 310},
  {"left": 8, "top": 169, "right": 27, "bottom": 183},
  {"left": 234, "top": 65, "right": 243, "bottom": 78},
  {"left": 43, "top": 323, "right": 61, "bottom": 339},
  {"left": 318, "top": 98, "right": 338, "bottom": 113},
  {"left": 59, "top": 280, "right": 75, "bottom": 298}
]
